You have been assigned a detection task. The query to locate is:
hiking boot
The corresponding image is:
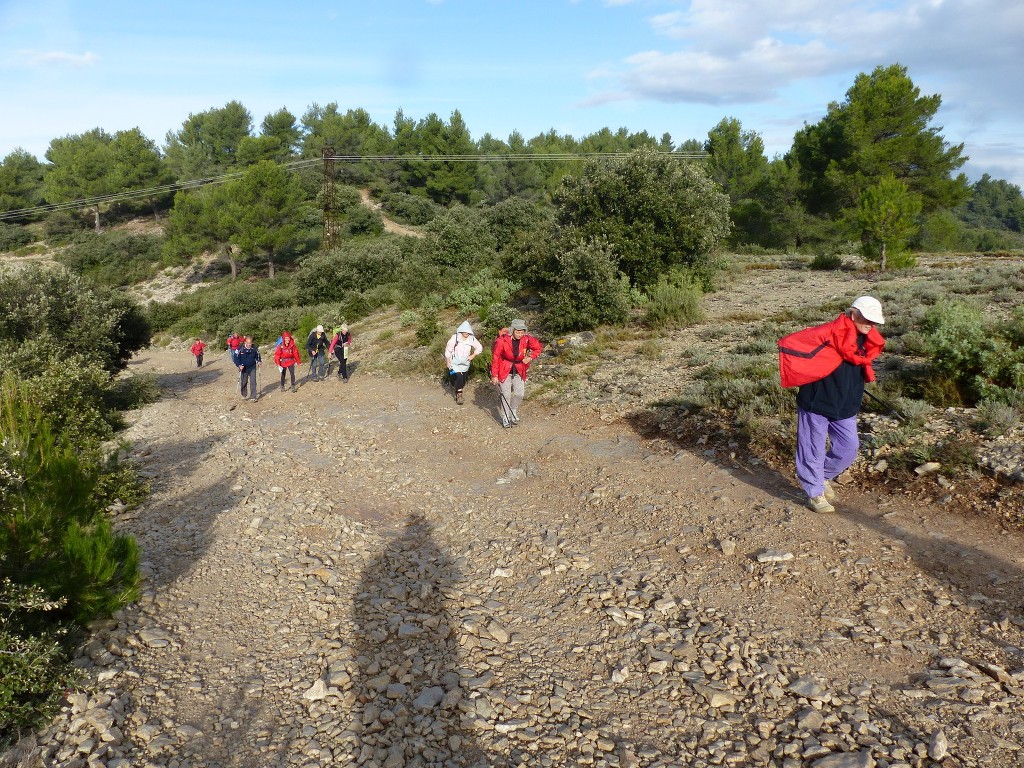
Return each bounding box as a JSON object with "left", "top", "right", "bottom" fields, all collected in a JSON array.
[
  {"left": 501, "top": 419, "right": 512, "bottom": 429},
  {"left": 808, "top": 495, "right": 835, "bottom": 514},
  {"left": 510, "top": 410, "right": 520, "bottom": 424},
  {"left": 280, "top": 383, "right": 285, "bottom": 391},
  {"left": 291, "top": 386, "right": 297, "bottom": 393},
  {"left": 823, "top": 479, "right": 836, "bottom": 502},
  {"left": 456, "top": 390, "right": 464, "bottom": 405}
]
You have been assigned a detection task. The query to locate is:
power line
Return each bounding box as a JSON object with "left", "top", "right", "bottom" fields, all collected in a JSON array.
[
  {"left": 0, "top": 157, "right": 321, "bottom": 222},
  {"left": 0, "top": 151, "right": 707, "bottom": 222}
]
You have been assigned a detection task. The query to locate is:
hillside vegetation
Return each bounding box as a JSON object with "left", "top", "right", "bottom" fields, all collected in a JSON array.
[{"left": 2, "top": 62, "right": 1024, "bottom": 750}]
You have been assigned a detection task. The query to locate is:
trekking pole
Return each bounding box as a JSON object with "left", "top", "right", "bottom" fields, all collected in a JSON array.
[
  {"left": 863, "top": 389, "right": 908, "bottom": 422},
  {"left": 495, "top": 383, "right": 515, "bottom": 423}
]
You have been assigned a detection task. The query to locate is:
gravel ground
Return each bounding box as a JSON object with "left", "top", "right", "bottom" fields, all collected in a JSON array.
[{"left": 4, "top": 342, "right": 1024, "bottom": 768}]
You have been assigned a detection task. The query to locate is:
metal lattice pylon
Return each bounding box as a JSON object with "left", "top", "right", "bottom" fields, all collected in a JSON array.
[{"left": 322, "top": 147, "right": 339, "bottom": 250}]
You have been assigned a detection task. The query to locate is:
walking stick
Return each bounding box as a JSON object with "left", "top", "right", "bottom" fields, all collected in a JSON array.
[
  {"left": 495, "top": 382, "right": 516, "bottom": 424},
  {"left": 863, "top": 389, "right": 908, "bottom": 422}
]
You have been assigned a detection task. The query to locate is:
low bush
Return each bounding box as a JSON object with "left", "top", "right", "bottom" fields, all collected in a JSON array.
[
  {"left": 808, "top": 250, "right": 845, "bottom": 270},
  {"left": 415, "top": 314, "right": 443, "bottom": 346},
  {"left": 447, "top": 269, "right": 520, "bottom": 314},
  {"left": 345, "top": 206, "right": 384, "bottom": 237},
  {"left": 55, "top": 232, "right": 164, "bottom": 287},
  {"left": 542, "top": 239, "right": 631, "bottom": 334},
  {"left": 0, "top": 222, "right": 33, "bottom": 252},
  {"left": 43, "top": 211, "right": 87, "bottom": 244},
  {"left": 381, "top": 192, "right": 440, "bottom": 226},
  {"left": 975, "top": 399, "right": 1021, "bottom": 437},
  {"left": 642, "top": 271, "right": 704, "bottom": 329},
  {"left": 0, "top": 378, "right": 140, "bottom": 624},
  {"left": 0, "top": 580, "right": 79, "bottom": 748},
  {"left": 296, "top": 239, "right": 404, "bottom": 302}
]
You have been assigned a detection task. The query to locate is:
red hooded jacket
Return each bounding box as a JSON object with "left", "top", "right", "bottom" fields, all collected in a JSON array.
[
  {"left": 778, "top": 313, "right": 884, "bottom": 388},
  {"left": 274, "top": 334, "right": 302, "bottom": 368},
  {"left": 190, "top": 340, "right": 206, "bottom": 356},
  {"left": 491, "top": 330, "right": 542, "bottom": 382}
]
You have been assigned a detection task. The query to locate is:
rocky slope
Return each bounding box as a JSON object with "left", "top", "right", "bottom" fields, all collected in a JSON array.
[{"left": 4, "top": 339, "right": 1024, "bottom": 767}]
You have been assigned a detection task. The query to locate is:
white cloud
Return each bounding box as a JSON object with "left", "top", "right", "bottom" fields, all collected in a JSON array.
[
  {"left": 602, "top": 0, "right": 1024, "bottom": 113},
  {"left": 26, "top": 50, "right": 97, "bottom": 67}
]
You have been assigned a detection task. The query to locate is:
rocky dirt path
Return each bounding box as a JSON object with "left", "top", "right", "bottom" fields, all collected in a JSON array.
[{"left": 7, "top": 346, "right": 1024, "bottom": 768}]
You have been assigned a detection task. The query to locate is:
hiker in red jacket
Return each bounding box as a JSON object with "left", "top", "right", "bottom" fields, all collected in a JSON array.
[
  {"left": 490, "top": 318, "right": 542, "bottom": 428},
  {"left": 778, "top": 296, "right": 886, "bottom": 514},
  {"left": 226, "top": 332, "right": 243, "bottom": 363},
  {"left": 273, "top": 332, "right": 302, "bottom": 392},
  {"left": 190, "top": 338, "right": 206, "bottom": 368}
]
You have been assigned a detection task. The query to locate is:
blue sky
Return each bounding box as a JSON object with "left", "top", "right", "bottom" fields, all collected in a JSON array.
[{"left": 2, "top": 0, "right": 1022, "bottom": 187}]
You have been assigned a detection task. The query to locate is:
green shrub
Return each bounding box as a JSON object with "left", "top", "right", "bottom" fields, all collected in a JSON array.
[
  {"left": 395, "top": 253, "right": 445, "bottom": 309},
  {"left": 484, "top": 198, "right": 551, "bottom": 252},
  {"left": 22, "top": 358, "right": 116, "bottom": 447},
  {"left": 542, "top": 239, "right": 631, "bottom": 334},
  {"left": 447, "top": 268, "right": 520, "bottom": 314},
  {"left": 382, "top": 192, "right": 439, "bottom": 225},
  {"left": 0, "top": 580, "right": 79, "bottom": 748},
  {"left": 922, "top": 300, "right": 1024, "bottom": 404},
  {"left": 296, "top": 240, "right": 403, "bottom": 303},
  {"left": 0, "top": 377, "right": 140, "bottom": 625},
  {"left": 643, "top": 271, "right": 704, "bottom": 329},
  {"left": 399, "top": 310, "right": 419, "bottom": 328},
  {"left": 147, "top": 294, "right": 202, "bottom": 333},
  {"left": 808, "top": 250, "right": 844, "bottom": 270},
  {"left": 55, "top": 232, "right": 164, "bottom": 287},
  {"left": 346, "top": 206, "right": 384, "bottom": 237},
  {"left": 0, "top": 264, "right": 149, "bottom": 376},
  {"left": 415, "top": 314, "right": 443, "bottom": 346},
  {"left": 975, "top": 399, "right": 1021, "bottom": 437},
  {"left": 479, "top": 302, "right": 517, "bottom": 341},
  {"left": 103, "top": 373, "right": 160, "bottom": 413},
  {"left": 0, "top": 222, "right": 33, "bottom": 252},
  {"left": 424, "top": 205, "right": 497, "bottom": 273},
  {"left": 43, "top": 211, "right": 86, "bottom": 243}
]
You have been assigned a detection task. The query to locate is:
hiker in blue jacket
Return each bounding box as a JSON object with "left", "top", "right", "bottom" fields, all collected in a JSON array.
[{"left": 234, "top": 336, "right": 262, "bottom": 401}]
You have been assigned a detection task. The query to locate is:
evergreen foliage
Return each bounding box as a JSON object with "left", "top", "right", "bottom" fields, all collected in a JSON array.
[
  {"left": 792, "top": 64, "right": 969, "bottom": 222},
  {"left": 541, "top": 239, "right": 632, "bottom": 334},
  {"left": 0, "top": 149, "right": 45, "bottom": 217},
  {"left": 858, "top": 174, "right": 922, "bottom": 269},
  {"left": 56, "top": 231, "right": 166, "bottom": 286},
  {"left": 553, "top": 148, "right": 731, "bottom": 289},
  {"left": 0, "top": 579, "right": 79, "bottom": 748}
]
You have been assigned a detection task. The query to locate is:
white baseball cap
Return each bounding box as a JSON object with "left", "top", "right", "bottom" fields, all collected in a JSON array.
[{"left": 851, "top": 296, "right": 884, "bottom": 324}]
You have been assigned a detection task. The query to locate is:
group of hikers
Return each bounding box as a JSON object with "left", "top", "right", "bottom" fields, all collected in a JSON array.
[
  {"left": 190, "top": 316, "right": 543, "bottom": 430},
  {"left": 192, "top": 325, "right": 353, "bottom": 402},
  {"left": 189, "top": 294, "right": 886, "bottom": 514}
]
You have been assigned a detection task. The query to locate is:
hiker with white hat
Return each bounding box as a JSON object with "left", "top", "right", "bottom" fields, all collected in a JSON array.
[
  {"left": 777, "top": 296, "right": 886, "bottom": 513},
  {"left": 444, "top": 320, "right": 482, "bottom": 405},
  {"left": 306, "top": 325, "right": 330, "bottom": 382},
  {"left": 490, "top": 318, "right": 542, "bottom": 428}
]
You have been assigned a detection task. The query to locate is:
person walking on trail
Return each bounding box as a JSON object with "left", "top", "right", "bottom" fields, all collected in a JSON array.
[
  {"left": 778, "top": 296, "right": 886, "bottom": 514},
  {"left": 444, "top": 320, "right": 483, "bottom": 405},
  {"left": 490, "top": 318, "right": 542, "bottom": 428},
  {"left": 273, "top": 332, "right": 302, "bottom": 392},
  {"left": 234, "top": 336, "right": 262, "bottom": 402},
  {"left": 226, "top": 331, "right": 243, "bottom": 363},
  {"left": 306, "top": 325, "right": 330, "bottom": 381},
  {"left": 329, "top": 323, "right": 353, "bottom": 382},
  {"left": 190, "top": 338, "right": 206, "bottom": 368}
]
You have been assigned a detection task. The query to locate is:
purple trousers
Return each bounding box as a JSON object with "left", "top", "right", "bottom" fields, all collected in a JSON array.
[{"left": 796, "top": 408, "right": 859, "bottom": 498}]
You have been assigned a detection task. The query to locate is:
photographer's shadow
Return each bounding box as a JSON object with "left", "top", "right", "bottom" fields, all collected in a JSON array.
[{"left": 351, "top": 516, "right": 486, "bottom": 766}]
